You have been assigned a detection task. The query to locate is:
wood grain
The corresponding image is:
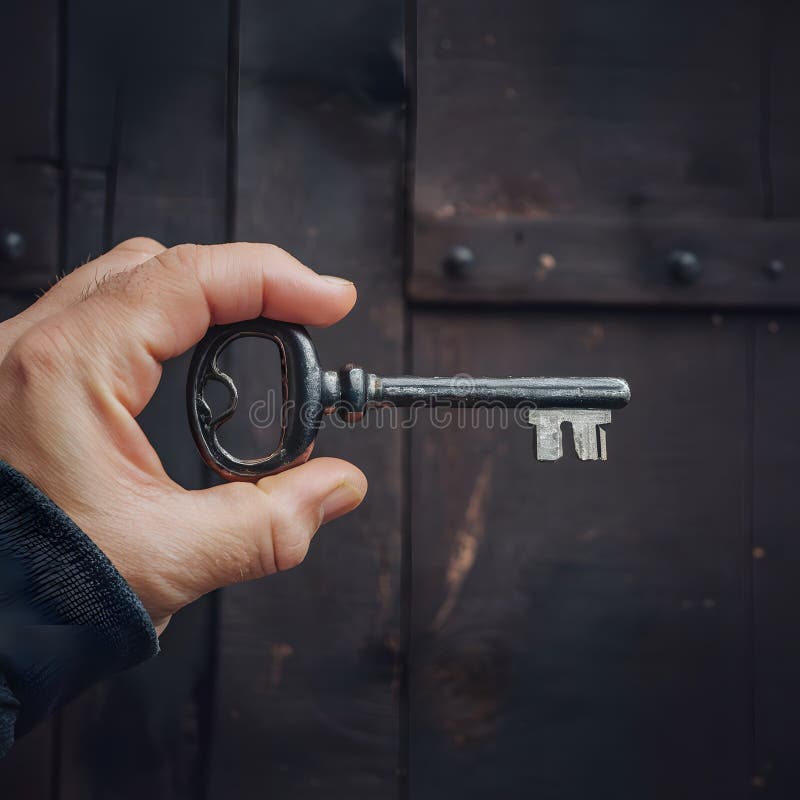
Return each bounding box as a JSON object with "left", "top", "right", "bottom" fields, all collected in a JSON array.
[
  {"left": 408, "top": 309, "right": 752, "bottom": 799},
  {"left": 206, "top": 2, "right": 406, "bottom": 797},
  {"left": 751, "top": 314, "right": 800, "bottom": 795},
  {"left": 409, "top": 0, "right": 774, "bottom": 305},
  {"left": 749, "top": 5, "right": 800, "bottom": 790}
]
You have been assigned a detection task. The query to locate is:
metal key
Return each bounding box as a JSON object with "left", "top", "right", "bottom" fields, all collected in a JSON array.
[{"left": 187, "top": 318, "right": 631, "bottom": 481}]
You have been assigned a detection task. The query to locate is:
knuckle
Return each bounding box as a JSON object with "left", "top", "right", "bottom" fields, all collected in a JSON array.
[
  {"left": 152, "top": 244, "right": 211, "bottom": 297},
  {"left": 263, "top": 242, "right": 287, "bottom": 259},
  {"left": 164, "top": 243, "right": 204, "bottom": 274},
  {"left": 261, "top": 242, "right": 296, "bottom": 268},
  {"left": 267, "top": 499, "right": 313, "bottom": 573},
  {"left": 5, "top": 321, "right": 75, "bottom": 383},
  {"left": 116, "top": 236, "right": 165, "bottom": 258}
]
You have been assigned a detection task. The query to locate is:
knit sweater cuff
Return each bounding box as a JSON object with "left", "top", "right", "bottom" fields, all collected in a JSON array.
[{"left": 0, "top": 461, "right": 159, "bottom": 757}]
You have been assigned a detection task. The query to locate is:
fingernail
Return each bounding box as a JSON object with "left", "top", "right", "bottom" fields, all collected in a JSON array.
[
  {"left": 321, "top": 481, "right": 364, "bottom": 523},
  {"left": 320, "top": 274, "right": 354, "bottom": 286}
]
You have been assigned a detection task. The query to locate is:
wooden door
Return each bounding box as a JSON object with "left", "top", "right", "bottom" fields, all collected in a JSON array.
[
  {"left": 407, "top": 1, "right": 800, "bottom": 797},
  {"left": 1, "top": 1, "right": 799, "bottom": 798}
]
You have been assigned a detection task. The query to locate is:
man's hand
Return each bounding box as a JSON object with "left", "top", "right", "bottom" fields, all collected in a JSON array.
[{"left": 0, "top": 239, "right": 368, "bottom": 633}]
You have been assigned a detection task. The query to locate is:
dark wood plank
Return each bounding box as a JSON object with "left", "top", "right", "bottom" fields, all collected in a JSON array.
[
  {"left": 64, "top": 167, "right": 106, "bottom": 271},
  {"left": 60, "top": 0, "right": 117, "bottom": 272},
  {"left": 750, "top": 5, "right": 800, "bottom": 790},
  {"left": 409, "top": 309, "right": 751, "bottom": 799},
  {"left": 415, "top": 0, "right": 762, "bottom": 220},
  {"left": 409, "top": 0, "right": 767, "bottom": 305},
  {"left": 769, "top": 1, "right": 800, "bottom": 219},
  {"left": 206, "top": 2, "right": 405, "bottom": 797},
  {"left": 752, "top": 314, "right": 800, "bottom": 795},
  {"left": 413, "top": 217, "right": 800, "bottom": 308},
  {"left": 0, "top": 0, "right": 62, "bottom": 290},
  {"left": 57, "top": 1, "right": 228, "bottom": 798}
]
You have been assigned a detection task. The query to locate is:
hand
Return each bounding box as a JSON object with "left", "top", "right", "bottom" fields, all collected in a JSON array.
[{"left": 0, "top": 239, "right": 368, "bottom": 633}]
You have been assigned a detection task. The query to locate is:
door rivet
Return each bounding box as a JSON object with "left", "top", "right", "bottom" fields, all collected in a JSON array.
[
  {"left": 765, "top": 259, "right": 785, "bottom": 279},
  {"left": 0, "top": 230, "right": 25, "bottom": 262},
  {"left": 667, "top": 250, "right": 702, "bottom": 284},
  {"left": 442, "top": 245, "right": 474, "bottom": 278}
]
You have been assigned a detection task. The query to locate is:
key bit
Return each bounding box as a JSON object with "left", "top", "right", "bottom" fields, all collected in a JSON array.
[
  {"left": 528, "top": 409, "right": 613, "bottom": 462},
  {"left": 570, "top": 409, "right": 611, "bottom": 461},
  {"left": 528, "top": 410, "right": 564, "bottom": 461},
  {"left": 188, "top": 318, "right": 631, "bottom": 481}
]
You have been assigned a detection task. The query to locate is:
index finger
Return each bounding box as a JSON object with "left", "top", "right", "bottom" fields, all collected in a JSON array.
[{"left": 38, "top": 242, "right": 357, "bottom": 413}]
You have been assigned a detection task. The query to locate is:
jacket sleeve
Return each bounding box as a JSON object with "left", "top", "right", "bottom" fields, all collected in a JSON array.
[{"left": 0, "top": 461, "right": 159, "bottom": 758}]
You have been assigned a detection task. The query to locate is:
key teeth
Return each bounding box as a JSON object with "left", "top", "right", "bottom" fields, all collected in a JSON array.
[
  {"left": 528, "top": 409, "right": 563, "bottom": 461},
  {"left": 528, "top": 409, "right": 612, "bottom": 462},
  {"left": 572, "top": 425, "right": 595, "bottom": 460}
]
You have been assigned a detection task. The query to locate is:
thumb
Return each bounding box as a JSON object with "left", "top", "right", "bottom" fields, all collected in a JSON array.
[{"left": 176, "top": 458, "right": 367, "bottom": 601}]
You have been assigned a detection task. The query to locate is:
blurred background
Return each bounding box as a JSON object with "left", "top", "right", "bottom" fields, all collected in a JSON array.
[{"left": 1, "top": 0, "right": 799, "bottom": 797}]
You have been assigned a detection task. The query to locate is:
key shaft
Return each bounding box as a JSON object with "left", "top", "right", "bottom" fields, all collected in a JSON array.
[
  {"left": 324, "top": 369, "right": 630, "bottom": 415},
  {"left": 375, "top": 375, "right": 629, "bottom": 408}
]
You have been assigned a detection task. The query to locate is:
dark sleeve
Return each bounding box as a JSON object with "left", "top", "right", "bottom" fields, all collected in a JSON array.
[{"left": 0, "top": 461, "right": 159, "bottom": 758}]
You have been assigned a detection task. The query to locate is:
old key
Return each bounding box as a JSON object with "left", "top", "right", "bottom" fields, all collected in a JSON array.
[{"left": 187, "top": 318, "right": 631, "bottom": 481}]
